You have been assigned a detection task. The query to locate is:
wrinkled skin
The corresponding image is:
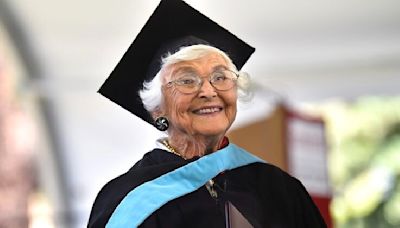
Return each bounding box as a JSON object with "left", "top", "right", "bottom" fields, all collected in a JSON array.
[{"left": 159, "top": 52, "right": 238, "bottom": 157}]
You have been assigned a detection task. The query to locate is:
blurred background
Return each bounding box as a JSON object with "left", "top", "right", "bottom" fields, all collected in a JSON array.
[{"left": 1, "top": 0, "right": 399, "bottom": 227}]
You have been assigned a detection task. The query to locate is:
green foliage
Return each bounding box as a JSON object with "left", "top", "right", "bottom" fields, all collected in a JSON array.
[{"left": 323, "top": 97, "right": 400, "bottom": 227}]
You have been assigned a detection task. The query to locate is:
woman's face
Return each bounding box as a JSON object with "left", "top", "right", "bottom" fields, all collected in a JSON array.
[{"left": 161, "top": 52, "right": 237, "bottom": 139}]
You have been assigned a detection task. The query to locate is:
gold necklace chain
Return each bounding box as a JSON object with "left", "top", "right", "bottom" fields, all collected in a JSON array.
[{"left": 162, "top": 140, "right": 186, "bottom": 160}]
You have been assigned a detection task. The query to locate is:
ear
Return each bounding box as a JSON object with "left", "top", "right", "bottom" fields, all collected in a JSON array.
[{"left": 151, "top": 107, "right": 165, "bottom": 120}]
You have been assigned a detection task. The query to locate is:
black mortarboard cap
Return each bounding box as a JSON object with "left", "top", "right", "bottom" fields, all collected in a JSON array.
[{"left": 99, "top": 0, "right": 255, "bottom": 126}]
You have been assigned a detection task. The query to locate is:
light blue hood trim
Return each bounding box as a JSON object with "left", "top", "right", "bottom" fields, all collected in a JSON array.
[{"left": 106, "top": 143, "right": 265, "bottom": 228}]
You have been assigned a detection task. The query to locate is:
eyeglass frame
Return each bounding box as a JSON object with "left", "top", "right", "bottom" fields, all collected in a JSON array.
[{"left": 164, "top": 68, "right": 239, "bottom": 94}]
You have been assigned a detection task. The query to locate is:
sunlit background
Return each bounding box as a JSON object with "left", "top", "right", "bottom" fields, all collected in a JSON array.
[{"left": 1, "top": 0, "right": 399, "bottom": 227}]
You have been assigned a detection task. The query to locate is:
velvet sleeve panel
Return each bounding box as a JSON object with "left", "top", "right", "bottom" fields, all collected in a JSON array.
[
  {"left": 251, "top": 163, "right": 327, "bottom": 227},
  {"left": 289, "top": 177, "right": 327, "bottom": 227}
]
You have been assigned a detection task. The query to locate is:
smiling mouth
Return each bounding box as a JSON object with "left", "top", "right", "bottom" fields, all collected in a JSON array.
[{"left": 193, "top": 107, "right": 223, "bottom": 114}]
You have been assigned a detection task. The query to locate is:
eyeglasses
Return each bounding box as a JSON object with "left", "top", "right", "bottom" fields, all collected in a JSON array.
[{"left": 165, "top": 69, "right": 238, "bottom": 94}]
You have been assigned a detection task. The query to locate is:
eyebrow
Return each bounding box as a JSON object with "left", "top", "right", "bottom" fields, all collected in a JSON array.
[
  {"left": 212, "top": 65, "right": 228, "bottom": 71},
  {"left": 173, "top": 66, "right": 197, "bottom": 75},
  {"left": 172, "top": 64, "right": 229, "bottom": 77}
]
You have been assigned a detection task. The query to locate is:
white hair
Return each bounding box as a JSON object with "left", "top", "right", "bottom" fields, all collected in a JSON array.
[{"left": 139, "top": 44, "right": 252, "bottom": 115}]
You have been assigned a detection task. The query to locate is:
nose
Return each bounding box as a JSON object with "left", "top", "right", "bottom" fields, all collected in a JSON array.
[{"left": 198, "top": 79, "right": 217, "bottom": 98}]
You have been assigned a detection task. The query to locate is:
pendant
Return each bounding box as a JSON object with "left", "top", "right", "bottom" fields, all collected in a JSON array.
[{"left": 205, "top": 179, "right": 218, "bottom": 198}]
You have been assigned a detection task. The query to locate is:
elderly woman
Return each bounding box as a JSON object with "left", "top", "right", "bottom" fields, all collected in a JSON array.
[
  {"left": 88, "top": 0, "right": 326, "bottom": 227},
  {"left": 141, "top": 44, "right": 249, "bottom": 158}
]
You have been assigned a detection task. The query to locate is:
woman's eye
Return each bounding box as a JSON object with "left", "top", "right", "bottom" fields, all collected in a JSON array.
[
  {"left": 177, "top": 77, "right": 196, "bottom": 85},
  {"left": 212, "top": 72, "right": 227, "bottom": 81}
]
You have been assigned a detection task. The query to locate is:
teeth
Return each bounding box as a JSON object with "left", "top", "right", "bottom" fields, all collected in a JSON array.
[{"left": 196, "top": 107, "right": 221, "bottom": 114}]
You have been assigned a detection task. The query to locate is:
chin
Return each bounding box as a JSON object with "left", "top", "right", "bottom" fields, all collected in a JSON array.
[
  {"left": 194, "top": 125, "right": 229, "bottom": 137},
  {"left": 197, "top": 130, "right": 225, "bottom": 137}
]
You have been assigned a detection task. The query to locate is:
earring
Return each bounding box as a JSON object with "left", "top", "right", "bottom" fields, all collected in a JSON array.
[{"left": 154, "top": 116, "right": 169, "bottom": 131}]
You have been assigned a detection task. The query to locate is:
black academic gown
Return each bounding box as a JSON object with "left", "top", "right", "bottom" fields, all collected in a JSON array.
[{"left": 88, "top": 148, "right": 327, "bottom": 228}]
